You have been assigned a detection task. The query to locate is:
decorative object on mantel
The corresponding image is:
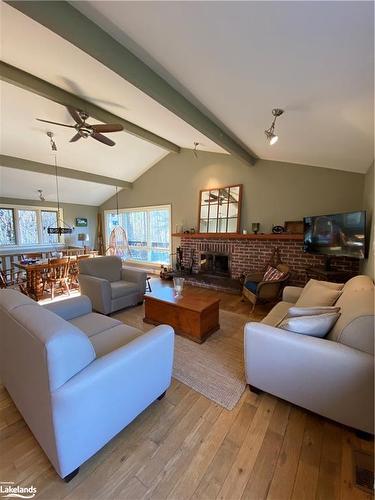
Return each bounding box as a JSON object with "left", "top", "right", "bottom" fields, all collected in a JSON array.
[
  {"left": 264, "top": 108, "right": 284, "bottom": 145},
  {"left": 198, "top": 184, "right": 242, "bottom": 234},
  {"left": 45, "top": 132, "right": 74, "bottom": 237},
  {"left": 252, "top": 222, "right": 260, "bottom": 234},
  {"left": 285, "top": 220, "right": 304, "bottom": 234},
  {"left": 272, "top": 225, "right": 285, "bottom": 234}
]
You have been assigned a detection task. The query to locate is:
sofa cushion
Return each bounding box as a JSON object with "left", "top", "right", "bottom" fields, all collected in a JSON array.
[
  {"left": 262, "top": 301, "right": 291, "bottom": 326},
  {"left": 90, "top": 324, "right": 142, "bottom": 357},
  {"left": 327, "top": 275, "right": 374, "bottom": 354},
  {"left": 288, "top": 306, "right": 341, "bottom": 317},
  {"left": 0, "top": 288, "right": 36, "bottom": 312},
  {"left": 79, "top": 256, "right": 122, "bottom": 282},
  {"left": 9, "top": 304, "right": 95, "bottom": 391},
  {"left": 295, "top": 282, "right": 342, "bottom": 307},
  {"left": 69, "top": 313, "right": 121, "bottom": 337},
  {"left": 278, "top": 312, "right": 341, "bottom": 338},
  {"left": 244, "top": 281, "right": 258, "bottom": 294},
  {"left": 303, "top": 279, "right": 344, "bottom": 292},
  {"left": 110, "top": 281, "right": 139, "bottom": 299}
]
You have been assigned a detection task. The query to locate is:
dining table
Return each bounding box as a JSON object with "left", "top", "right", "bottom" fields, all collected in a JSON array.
[{"left": 13, "top": 257, "right": 76, "bottom": 301}]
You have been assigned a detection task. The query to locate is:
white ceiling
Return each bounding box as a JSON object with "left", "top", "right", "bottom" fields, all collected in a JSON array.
[
  {"left": 74, "top": 0, "right": 374, "bottom": 173},
  {"left": 0, "top": 2, "right": 225, "bottom": 205},
  {"left": 0, "top": 81, "right": 167, "bottom": 182},
  {"left": 0, "top": 166, "right": 116, "bottom": 206}
]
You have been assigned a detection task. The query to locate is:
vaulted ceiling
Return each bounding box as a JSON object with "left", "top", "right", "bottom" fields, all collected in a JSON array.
[{"left": 1, "top": 1, "right": 373, "bottom": 206}]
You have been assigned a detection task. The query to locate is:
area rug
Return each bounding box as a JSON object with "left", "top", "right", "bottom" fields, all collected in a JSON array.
[{"left": 113, "top": 306, "right": 248, "bottom": 410}]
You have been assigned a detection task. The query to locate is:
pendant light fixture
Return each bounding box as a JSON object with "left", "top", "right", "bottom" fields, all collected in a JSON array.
[
  {"left": 264, "top": 109, "right": 284, "bottom": 145},
  {"left": 46, "top": 132, "right": 74, "bottom": 236},
  {"left": 107, "top": 186, "right": 131, "bottom": 258}
]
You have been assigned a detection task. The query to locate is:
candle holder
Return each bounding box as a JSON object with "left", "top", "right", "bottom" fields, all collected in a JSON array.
[
  {"left": 173, "top": 277, "right": 185, "bottom": 297},
  {"left": 252, "top": 223, "right": 260, "bottom": 235}
]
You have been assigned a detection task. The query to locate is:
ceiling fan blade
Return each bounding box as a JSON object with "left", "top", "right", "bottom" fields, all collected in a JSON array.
[
  {"left": 70, "top": 133, "right": 82, "bottom": 143},
  {"left": 36, "top": 118, "right": 75, "bottom": 128},
  {"left": 66, "top": 106, "right": 83, "bottom": 124},
  {"left": 92, "top": 132, "right": 115, "bottom": 147},
  {"left": 91, "top": 123, "right": 123, "bottom": 133}
]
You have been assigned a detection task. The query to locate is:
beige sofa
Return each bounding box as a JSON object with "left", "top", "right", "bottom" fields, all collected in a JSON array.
[{"left": 244, "top": 275, "right": 374, "bottom": 433}]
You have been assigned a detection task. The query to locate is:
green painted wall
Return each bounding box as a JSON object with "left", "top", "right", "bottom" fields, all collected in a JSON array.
[
  {"left": 100, "top": 149, "right": 364, "bottom": 247},
  {"left": 0, "top": 197, "right": 98, "bottom": 248},
  {"left": 361, "top": 162, "right": 374, "bottom": 278}
]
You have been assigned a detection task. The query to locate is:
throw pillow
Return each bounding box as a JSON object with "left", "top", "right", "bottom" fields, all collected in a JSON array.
[
  {"left": 288, "top": 306, "right": 341, "bottom": 317},
  {"left": 295, "top": 282, "right": 342, "bottom": 307},
  {"left": 279, "top": 312, "right": 341, "bottom": 337},
  {"left": 263, "top": 265, "right": 285, "bottom": 281},
  {"left": 303, "top": 278, "right": 344, "bottom": 292}
]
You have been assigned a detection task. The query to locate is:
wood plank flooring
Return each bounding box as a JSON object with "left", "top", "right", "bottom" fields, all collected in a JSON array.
[{"left": 1, "top": 280, "right": 373, "bottom": 499}]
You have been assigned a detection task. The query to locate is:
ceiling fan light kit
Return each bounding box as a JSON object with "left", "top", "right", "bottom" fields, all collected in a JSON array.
[
  {"left": 37, "top": 107, "right": 124, "bottom": 147},
  {"left": 265, "top": 108, "right": 284, "bottom": 145}
]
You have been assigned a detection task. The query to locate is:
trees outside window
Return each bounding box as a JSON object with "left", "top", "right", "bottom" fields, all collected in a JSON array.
[
  {"left": 105, "top": 205, "right": 171, "bottom": 265},
  {"left": 0, "top": 205, "right": 61, "bottom": 247}
]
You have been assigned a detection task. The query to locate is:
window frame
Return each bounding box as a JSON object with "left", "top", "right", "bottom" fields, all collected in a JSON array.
[
  {"left": 0, "top": 203, "right": 64, "bottom": 250},
  {"left": 104, "top": 204, "right": 172, "bottom": 267}
]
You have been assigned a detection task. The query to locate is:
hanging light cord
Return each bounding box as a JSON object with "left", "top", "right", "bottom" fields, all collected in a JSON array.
[{"left": 54, "top": 153, "right": 61, "bottom": 215}]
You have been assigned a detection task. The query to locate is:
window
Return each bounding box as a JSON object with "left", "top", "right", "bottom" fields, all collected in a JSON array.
[
  {"left": 105, "top": 205, "right": 171, "bottom": 265},
  {"left": 0, "top": 208, "right": 16, "bottom": 245},
  {"left": 18, "top": 209, "right": 38, "bottom": 245},
  {"left": 0, "top": 205, "right": 62, "bottom": 247},
  {"left": 41, "top": 211, "right": 59, "bottom": 244}
]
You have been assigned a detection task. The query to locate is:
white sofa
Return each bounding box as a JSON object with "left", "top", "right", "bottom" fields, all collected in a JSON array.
[
  {"left": 0, "top": 289, "right": 174, "bottom": 480},
  {"left": 78, "top": 256, "right": 147, "bottom": 314},
  {"left": 244, "top": 275, "right": 374, "bottom": 434}
]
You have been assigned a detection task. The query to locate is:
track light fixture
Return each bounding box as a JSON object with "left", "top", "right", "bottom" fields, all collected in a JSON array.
[
  {"left": 193, "top": 141, "right": 199, "bottom": 158},
  {"left": 264, "top": 109, "right": 284, "bottom": 145},
  {"left": 37, "top": 189, "right": 45, "bottom": 202}
]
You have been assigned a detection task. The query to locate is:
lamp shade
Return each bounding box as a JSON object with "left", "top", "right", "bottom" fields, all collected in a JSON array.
[{"left": 77, "top": 233, "right": 89, "bottom": 242}]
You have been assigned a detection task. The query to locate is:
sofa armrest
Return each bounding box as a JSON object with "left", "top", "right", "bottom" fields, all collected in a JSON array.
[
  {"left": 244, "top": 322, "right": 374, "bottom": 433},
  {"left": 51, "top": 325, "right": 174, "bottom": 477},
  {"left": 282, "top": 286, "right": 303, "bottom": 303},
  {"left": 43, "top": 295, "right": 92, "bottom": 320},
  {"left": 78, "top": 274, "right": 111, "bottom": 314},
  {"left": 121, "top": 268, "right": 147, "bottom": 292}
]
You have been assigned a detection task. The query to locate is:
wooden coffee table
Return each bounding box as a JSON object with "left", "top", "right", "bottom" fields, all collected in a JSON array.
[{"left": 143, "top": 287, "right": 220, "bottom": 343}]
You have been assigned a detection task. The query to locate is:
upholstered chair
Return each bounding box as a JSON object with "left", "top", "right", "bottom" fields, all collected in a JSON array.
[{"left": 78, "top": 256, "right": 146, "bottom": 314}]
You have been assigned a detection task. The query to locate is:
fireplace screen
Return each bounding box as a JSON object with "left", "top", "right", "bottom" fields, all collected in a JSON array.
[
  {"left": 198, "top": 184, "right": 242, "bottom": 233},
  {"left": 200, "top": 252, "right": 230, "bottom": 277}
]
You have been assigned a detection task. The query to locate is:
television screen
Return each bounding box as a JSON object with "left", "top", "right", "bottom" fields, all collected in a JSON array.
[{"left": 304, "top": 211, "right": 366, "bottom": 259}]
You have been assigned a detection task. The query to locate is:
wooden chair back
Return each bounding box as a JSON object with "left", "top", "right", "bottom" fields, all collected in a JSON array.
[
  {"left": 22, "top": 252, "right": 42, "bottom": 260},
  {"left": 47, "top": 258, "right": 70, "bottom": 280}
]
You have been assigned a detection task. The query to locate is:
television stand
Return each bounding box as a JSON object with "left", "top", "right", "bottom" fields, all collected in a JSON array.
[{"left": 305, "top": 265, "right": 356, "bottom": 284}]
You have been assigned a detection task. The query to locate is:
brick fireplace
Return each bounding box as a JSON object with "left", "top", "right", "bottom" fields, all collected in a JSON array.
[{"left": 178, "top": 233, "right": 360, "bottom": 288}]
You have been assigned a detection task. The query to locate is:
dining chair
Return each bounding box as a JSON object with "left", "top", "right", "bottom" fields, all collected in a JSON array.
[{"left": 46, "top": 258, "right": 71, "bottom": 300}]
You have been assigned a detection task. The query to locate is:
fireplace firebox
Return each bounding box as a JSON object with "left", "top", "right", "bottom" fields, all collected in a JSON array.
[{"left": 199, "top": 252, "right": 230, "bottom": 277}]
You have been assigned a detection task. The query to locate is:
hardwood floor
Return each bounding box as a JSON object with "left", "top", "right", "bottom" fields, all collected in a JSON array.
[{"left": 1, "top": 280, "right": 373, "bottom": 499}]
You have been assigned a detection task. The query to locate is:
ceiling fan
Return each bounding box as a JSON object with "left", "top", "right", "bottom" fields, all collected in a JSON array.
[{"left": 36, "top": 107, "right": 123, "bottom": 146}]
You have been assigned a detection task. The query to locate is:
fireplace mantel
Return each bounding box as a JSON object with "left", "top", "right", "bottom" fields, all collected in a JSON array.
[{"left": 172, "top": 232, "right": 303, "bottom": 241}]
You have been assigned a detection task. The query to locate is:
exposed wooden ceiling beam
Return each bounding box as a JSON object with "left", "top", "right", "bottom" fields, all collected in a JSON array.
[
  {"left": 6, "top": 0, "right": 257, "bottom": 166},
  {"left": 0, "top": 154, "right": 132, "bottom": 189},
  {"left": 0, "top": 62, "right": 180, "bottom": 154}
]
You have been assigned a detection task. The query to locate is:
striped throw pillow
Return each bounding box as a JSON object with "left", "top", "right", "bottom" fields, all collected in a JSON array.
[{"left": 263, "top": 265, "right": 285, "bottom": 281}]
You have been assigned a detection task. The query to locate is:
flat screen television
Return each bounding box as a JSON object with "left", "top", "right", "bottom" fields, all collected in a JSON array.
[{"left": 304, "top": 211, "right": 366, "bottom": 259}]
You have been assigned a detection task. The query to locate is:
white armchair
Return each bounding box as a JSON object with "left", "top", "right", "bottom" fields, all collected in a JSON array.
[{"left": 78, "top": 256, "right": 146, "bottom": 314}]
